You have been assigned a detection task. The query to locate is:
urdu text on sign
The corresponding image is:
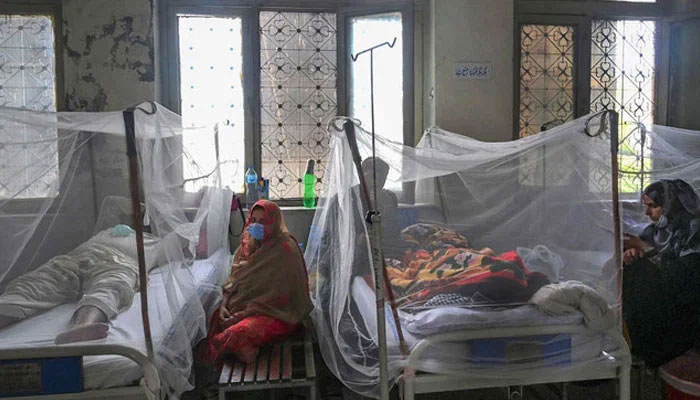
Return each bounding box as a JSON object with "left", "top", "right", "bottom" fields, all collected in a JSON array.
[{"left": 454, "top": 62, "right": 492, "bottom": 80}]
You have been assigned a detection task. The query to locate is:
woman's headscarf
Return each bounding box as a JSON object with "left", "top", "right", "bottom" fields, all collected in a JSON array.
[
  {"left": 237, "top": 199, "right": 289, "bottom": 262},
  {"left": 641, "top": 179, "right": 700, "bottom": 259},
  {"left": 224, "top": 199, "right": 312, "bottom": 324}
]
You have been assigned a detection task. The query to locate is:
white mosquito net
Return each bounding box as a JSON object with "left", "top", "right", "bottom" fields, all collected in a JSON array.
[
  {"left": 306, "top": 112, "right": 700, "bottom": 398},
  {"left": 0, "top": 103, "right": 233, "bottom": 399}
]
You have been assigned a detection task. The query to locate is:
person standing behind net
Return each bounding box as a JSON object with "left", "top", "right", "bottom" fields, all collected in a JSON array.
[
  {"left": 622, "top": 179, "right": 700, "bottom": 367},
  {"left": 358, "top": 157, "right": 402, "bottom": 259}
]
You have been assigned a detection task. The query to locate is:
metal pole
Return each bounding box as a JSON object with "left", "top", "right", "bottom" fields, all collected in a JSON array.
[
  {"left": 350, "top": 38, "right": 401, "bottom": 400},
  {"left": 341, "top": 120, "right": 389, "bottom": 400},
  {"left": 370, "top": 49, "right": 378, "bottom": 210},
  {"left": 123, "top": 107, "right": 154, "bottom": 361},
  {"left": 609, "top": 111, "right": 622, "bottom": 316}
]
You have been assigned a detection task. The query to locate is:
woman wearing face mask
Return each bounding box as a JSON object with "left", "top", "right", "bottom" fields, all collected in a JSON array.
[
  {"left": 622, "top": 179, "right": 700, "bottom": 367},
  {"left": 206, "top": 200, "right": 313, "bottom": 363}
]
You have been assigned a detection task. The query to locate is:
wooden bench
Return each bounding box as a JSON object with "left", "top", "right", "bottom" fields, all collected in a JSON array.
[{"left": 218, "top": 334, "right": 317, "bottom": 400}]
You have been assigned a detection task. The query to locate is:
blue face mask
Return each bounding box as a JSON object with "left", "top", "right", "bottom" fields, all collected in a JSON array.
[
  {"left": 248, "top": 223, "right": 265, "bottom": 240},
  {"left": 111, "top": 224, "right": 135, "bottom": 237}
]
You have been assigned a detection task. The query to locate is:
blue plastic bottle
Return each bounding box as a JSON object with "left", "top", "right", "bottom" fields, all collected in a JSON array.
[{"left": 245, "top": 166, "right": 258, "bottom": 207}]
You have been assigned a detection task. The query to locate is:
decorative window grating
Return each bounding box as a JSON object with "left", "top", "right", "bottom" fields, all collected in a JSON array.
[
  {"left": 591, "top": 19, "right": 656, "bottom": 194},
  {"left": 178, "top": 15, "right": 245, "bottom": 193},
  {"left": 259, "top": 11, "right": 337, "bottom": 200},
  {"left": 519, "top": 24, "right": 576, "bottom": 138},
  {"left": 0, "top": 14, "right": 58, "bottom": 199}
]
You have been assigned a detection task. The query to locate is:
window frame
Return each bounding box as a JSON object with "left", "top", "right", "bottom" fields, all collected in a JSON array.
[
  {"left": 513, "top": 15, "right": 591, "bottom": 139},
  {"left": 341, "top": 3, "right": 415, "bottom": 203},
  {"left": 514, "top": 0, "right": 670, "bottom": 197},
  {"left": 162, "top": 4, "right": 256, "bottom": 195},
  {"left": 159, "top": 0, "right": 415, "bottom": 204},
  {"left": 0, "top": 0, "right": 64, "bottom": 112},
  {"left": 0, "top": 0, "right": 64, "bottom": 207},
  {"left": 514, "top": 0, "right": 669, "bottom": 139}
]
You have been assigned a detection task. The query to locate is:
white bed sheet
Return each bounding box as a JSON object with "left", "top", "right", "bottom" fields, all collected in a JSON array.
[
  {"left": 351, "top": 277, "right": 603, "bottom": 369},
  {"left": 0, "top": 250, "right": 229, "bottom": 390}
]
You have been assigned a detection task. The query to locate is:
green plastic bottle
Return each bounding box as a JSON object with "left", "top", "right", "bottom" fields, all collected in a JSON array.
[{"left": 303, "top": 159, "right": 316, "bottom": 208}]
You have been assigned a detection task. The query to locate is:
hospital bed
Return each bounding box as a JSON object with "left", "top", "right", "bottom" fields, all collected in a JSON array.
[
  {"left": 0, "top": 249, "right": 229, "bottom": 400},
  {"left": 350, "top": 276, "right": 630, "bottom": 400}
]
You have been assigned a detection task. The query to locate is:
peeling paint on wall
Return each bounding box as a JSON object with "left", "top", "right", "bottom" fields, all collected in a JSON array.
[
  {"left": 62, "top": 0, "right": 157, "bottom": 207},
  {"left": 63, "top": 0, "right": 155, "bottom": 112}
]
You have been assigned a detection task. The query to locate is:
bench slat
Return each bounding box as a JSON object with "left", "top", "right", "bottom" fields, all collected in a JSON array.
[
  {"left": 243, "top": 358, "right": 256, "bottom": 383},
  {"left": 304, "top": 336, "right": 316, "bottom": 379},
  {"left": 256, "top": 347, "right": 270, "bottom": 382},
  {"left": 281, "top": 341, "right": 292, "bottom": 381},
  {"left": 219, "top": 360, "right": 234, "bottom": 385},
  {"left": 230, "top": 360, "right": 245, "bottom": 384},
  {"left": 268, "top": 344, "right": 282, "bottom": 382}
]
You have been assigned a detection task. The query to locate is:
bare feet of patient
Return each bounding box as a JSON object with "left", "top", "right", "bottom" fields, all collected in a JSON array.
[{"left": 55, "top": 306, "right": 110, "bottom": 344}]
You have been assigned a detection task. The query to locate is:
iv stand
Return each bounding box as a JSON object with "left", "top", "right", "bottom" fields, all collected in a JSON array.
[{"left": 348, "top": 37, "right": 404, "bottom": 400}]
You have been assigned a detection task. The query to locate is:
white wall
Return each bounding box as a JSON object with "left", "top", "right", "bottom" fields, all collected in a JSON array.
[{"left": 428, "top": 0, "right": 514, "bottom": 142}]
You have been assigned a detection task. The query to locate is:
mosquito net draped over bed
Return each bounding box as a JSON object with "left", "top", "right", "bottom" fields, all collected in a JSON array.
[
  {"left": 305, "top": 113, "right": 700, "bottom": 398},
  {"left": 0, "top": 103, "right": 233, "bottom": 399}
]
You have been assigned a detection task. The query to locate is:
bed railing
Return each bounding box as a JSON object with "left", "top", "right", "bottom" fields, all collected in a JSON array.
[
  {"left": 399, "top": 323, "right": 631, "bottom": 400},
  {"left": 0, "top": 343, "right": 161, "bottom": 399}
]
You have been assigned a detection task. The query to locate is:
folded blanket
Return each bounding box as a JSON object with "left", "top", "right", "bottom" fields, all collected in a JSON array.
[{"left": 529, "top": 281, "right": 615, "bottom": 332}]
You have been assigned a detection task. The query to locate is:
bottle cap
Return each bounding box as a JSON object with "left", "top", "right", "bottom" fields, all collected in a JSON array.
[{"left": 305, "top": 159, "right": 315, "bottom": 175}]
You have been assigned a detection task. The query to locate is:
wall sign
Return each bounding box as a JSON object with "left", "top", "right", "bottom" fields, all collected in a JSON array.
[{"left": 454, "top": 62, "right": 492, "bottom": 80}]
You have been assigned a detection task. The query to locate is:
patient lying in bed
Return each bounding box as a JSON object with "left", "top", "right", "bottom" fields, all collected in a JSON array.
[{"left": 0, "top": 225, "right": 160, "bottom": 344}]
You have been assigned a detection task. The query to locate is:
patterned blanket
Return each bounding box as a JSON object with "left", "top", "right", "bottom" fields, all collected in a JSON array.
[{"left": 386, "top": 224, "right": 549, "bottom": 308}]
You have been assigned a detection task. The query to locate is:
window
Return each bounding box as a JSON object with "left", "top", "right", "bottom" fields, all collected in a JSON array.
[
  {"left": 348, "top": 12, "right": 404, "bottom": 192},
  {"left": 519, "top": 24, "right": 576, "bottom": 138},
  {"left": 259, "top": 11, "right": 337, "bottom": 199},
  {"left": 590, "top": 19, "right": 656, "bottom": 193},
  {"left": 163, "top": 2, "right": 413, "bottom": 201},
  {"left": 0, "top": 14, "right": 59, "bottom": 199},
  {"left": 348, "top": 12, "right": 404, "bottom": 143},
  {"left": 177, "top": 15, "right": 245, "bottom": 193},
  {"left": 516, "top": 1, "right": 661, "bottom": 194}
]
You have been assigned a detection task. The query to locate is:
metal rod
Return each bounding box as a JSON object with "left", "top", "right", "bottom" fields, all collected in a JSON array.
[
  {"left": 123, "top": 103, "right": 157, "bottom": 362},
  {"left": 582, "top": 110, "right": 623, "bottom": 321},
  {"left": 214, "top": 122, "right": 222, "bottom": 188},
  {"left": 343, "top": 121, "right": 373, "bottom": 210},
  {"left": 609, "top": 111, "right": 623, "bottom": 318},
  {"left": 350, "top": 37, "right": 397, "bottom": 62},
  {"left": 349, "top": 37, "right": 408, "bottom": 400},
  {"left": 343, "top": 120, "right": 408, "bottom": 355},
  {"left": 371, "top": 50, "right": 378, "bottom": 212},
  {"left": 342, "top": 120, "right": 389, "bottom": 400}
]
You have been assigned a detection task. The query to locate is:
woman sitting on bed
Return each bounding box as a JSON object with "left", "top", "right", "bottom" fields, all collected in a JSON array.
[
  {"left": 622, "top": 179, "right": 700, "bottom": 367},
  {"left": 207, "top": 200, "right": 312, "bottom": 363}
]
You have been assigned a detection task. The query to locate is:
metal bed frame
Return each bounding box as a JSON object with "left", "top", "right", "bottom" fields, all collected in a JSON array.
[
  {"left": 341, "top": 109, "right": 630, "bottom": 399},
  {"left": 399, "top": 324, "right": 631, "bottom": 400},
  {"left": 0, "top": 104, "right": 163, "bottom": 400},
  {"left": 0, "top": 344, "right": 159, "bottom": 400}
]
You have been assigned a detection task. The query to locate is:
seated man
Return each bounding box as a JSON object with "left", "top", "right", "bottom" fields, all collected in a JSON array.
[{"left": 0, "top": 225, "right": 160, "bottom": 344}]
